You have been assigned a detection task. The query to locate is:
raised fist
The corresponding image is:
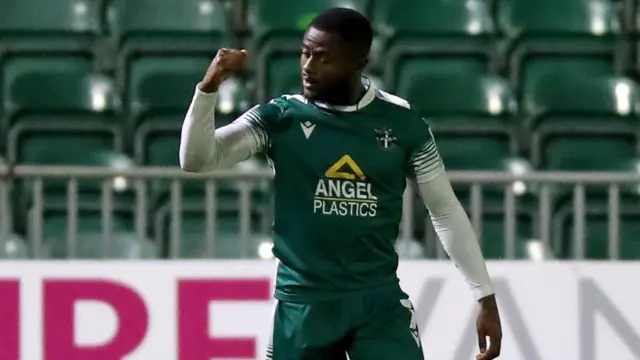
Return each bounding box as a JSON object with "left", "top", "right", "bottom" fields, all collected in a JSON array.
[{"left": 199, "top": 48, "right": 248, "bottom": 93}]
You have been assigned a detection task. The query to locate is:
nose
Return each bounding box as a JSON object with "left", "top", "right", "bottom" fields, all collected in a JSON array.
[{"left": 302, "top": 56, "right": 317, "bottom": 75}]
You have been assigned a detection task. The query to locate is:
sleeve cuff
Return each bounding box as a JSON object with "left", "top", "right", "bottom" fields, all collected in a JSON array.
[
  {"left": 195, "top": 83, "right": 219, "bottom": 99},
  {"left": 473, "top": 285, "right": 495, "bottom": 301}
]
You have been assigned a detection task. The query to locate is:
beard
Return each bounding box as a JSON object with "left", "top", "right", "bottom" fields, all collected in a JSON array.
[{"left": 302, "top": 77, "right": 355, "bottom": 105}]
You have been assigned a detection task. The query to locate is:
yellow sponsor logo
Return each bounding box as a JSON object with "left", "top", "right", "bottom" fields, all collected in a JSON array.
[
  {"left": 313, "top": 155, "right": 377, "bottom": 217},
  {"left": 325, "top": 155, "right": 366, "bottom": 181}
]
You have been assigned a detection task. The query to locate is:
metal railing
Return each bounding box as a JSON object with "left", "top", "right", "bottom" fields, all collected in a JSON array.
[{"left": 0, "top": 164, "right": 639, "bottom": 260}]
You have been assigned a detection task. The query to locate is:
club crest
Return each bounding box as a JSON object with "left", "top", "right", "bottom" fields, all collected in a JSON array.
[{"left": 375, "top": 128, "right": 397, "bottom": 149}]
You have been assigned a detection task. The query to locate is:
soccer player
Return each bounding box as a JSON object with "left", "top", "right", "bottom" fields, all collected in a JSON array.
[{"left": 180, "top": 7, "right": 502, "bottom": 360}]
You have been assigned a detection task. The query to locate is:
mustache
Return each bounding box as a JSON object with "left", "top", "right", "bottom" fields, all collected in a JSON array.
[{"left": 301, "top": 78, "right": 352, "bottom": 98}]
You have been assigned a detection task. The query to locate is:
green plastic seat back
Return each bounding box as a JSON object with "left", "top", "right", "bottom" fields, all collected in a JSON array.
[
  {"left": 265, "top": 55, "right": 301, "bottom": 99},
  {"left": 436, "top": 136, "right": 511, "bottom": 170},
  {"left": 129, "top": 57, "right": 211, "bottom": 116},
  {"left": 43, "top": 232, "right": 157, "bottom": 259},
  {"left": 498, "top": 0, "right": 620, "bottom": 36},
  {"left": 521, "top": 58, "right": 615, "bottom": 99},
  {"left": 482, "top": 214, "right": 534, "bottom": 259},
  {"left": 5, "top": 57, "right": 119, "bottom": 118},
  {"left": 404, "top": 73, "right": 515, "bottom": 116},
  {"left": 109, "top": 0, "right": 229, "bottom": 43},
  {"left": 561, "top": 213, "right": 640, "bottom": 260},
  {"left": 176, "top": 212, "right": 269, "bottom": 259},
  {"left": 524, "top": 75, "right": 639, "bottom": 117},
  {"left": 0, "top": 0, "right": 100, "bottom": 45},
  {"left": 543, "top": 139, "right": 636, "bottom": 171},
  {"left": 248, "top": 0, "right": 368, "bottom": 45},
  {"left": 375, "top": 0, "right": 494, "bottom": 36}
]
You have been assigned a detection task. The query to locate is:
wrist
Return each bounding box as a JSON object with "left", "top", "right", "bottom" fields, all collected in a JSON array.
[
  {"left": 198, "top": 81, "right": 220, "bottom": 94},
  {"left": 478, "top": 294, "right": 497, "bottom": 308},
  {"left": 199, "top": 75, "right": 223, "bottom": 93}
]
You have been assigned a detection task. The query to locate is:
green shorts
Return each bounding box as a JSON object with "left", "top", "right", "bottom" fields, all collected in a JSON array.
[{"left": 267, "top": 289, "right": 424, "bottom": 360}]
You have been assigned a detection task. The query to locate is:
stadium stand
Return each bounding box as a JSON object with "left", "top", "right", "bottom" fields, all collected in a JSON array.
[{"left": 0, "top": 0, "right": 638, "bottom": 260}]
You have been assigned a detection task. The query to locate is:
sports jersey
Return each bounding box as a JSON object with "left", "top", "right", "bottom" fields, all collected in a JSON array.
[{"left": 180, "top": 79, "right": 494, "bottom": 302}]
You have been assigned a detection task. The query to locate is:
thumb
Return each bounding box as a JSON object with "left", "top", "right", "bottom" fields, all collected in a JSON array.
[
  {"left": 240, "top": 49, "right": 248, "bottom": 55},
  {"left": 477, "top": 328, "right": 487, "bottom": 353}
]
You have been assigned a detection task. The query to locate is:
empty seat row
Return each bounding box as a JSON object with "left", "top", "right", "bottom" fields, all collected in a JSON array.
[
  {"left": 1, "top": 56, "right": 639, "bottom": 171},
  {"left": 3, "top": 166, "right": 640, "bottom": 261},
  {"left": 1, "top": 0, "right": 639, "bottom": 95},
  {"left": 0, "top": 0, "right": 633, "bottom": 37}
]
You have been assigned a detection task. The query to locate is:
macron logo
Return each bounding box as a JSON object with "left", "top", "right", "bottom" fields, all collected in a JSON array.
[{"left": 301, "top": 121, "right": 316, "bottom": 139}]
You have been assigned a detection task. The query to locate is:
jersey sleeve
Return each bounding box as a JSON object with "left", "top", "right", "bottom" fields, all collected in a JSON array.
[
  {"left": 407, "top": 114, "right": 494, "bottom": 300},
  {"left": 409, "top": 117, "right": 445, "bottom": 183},
  {"left": 179, "top": 85, "right": 286, "bottom": 172}
]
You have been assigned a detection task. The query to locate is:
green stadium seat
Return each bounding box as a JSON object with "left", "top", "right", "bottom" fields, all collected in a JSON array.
[
  {"left": 39, "top": 214, "right": 156, "bottom": 259},
  {"left": 635, "top": 0, "right": 640, "bottom": 70},
  {"left": 432, "top": 144, "right": 535, "bottom": 217},
  {"left": 265, "top": 55, "right": 300, "bottom": 100},
  {"left": 177, "top": 216, "right": 271, "bottom": 259},
  {"left": 414, "top": 209, "right": 535, "bottom": 260},
  {"left": 559, "top": 213, "right": 640, "bottom": 260},
  {"left": 128, "top": 57, "right": 249, "bottom": 165},
  {"left": 247, "top": 0, "right": 368, "bottom": 102},
  {"left": 0, "top": 233, "right": 30, "bottom": 259},
  {"left": 147, "top": 157, "right": 272, "bottom": 221},
  {"left": 19, "top": 150, "right": 136, "bottom": 196},
  {"left": 43, "top": 233, "right": 157, "bottom": 259},
  {"left": 437, "top": 137, "right": 511, "bottom": 171},
  {"left": 523, "top": 74, "right": 639, "bottom": 169},
  {"left": 551, "top": 159, "right": 640, "bottom": 260},
  {"left": 409, "top": 154, "right": 538, "bottom": 259},
  {"left": 399, "top": 72, "right": 517, "bottom": 160},
  {"left": 395, "top": 58, "right": 490, "bottom": 93},
  {"left": 480, "top": 214, "right": 534, "bottom": 259},
  {"left": 372, "top": 0, "right": 496, "bottom": 89},
  {"left": 526, "top": 74, "right": 638, "bottom": 240},
  {"left": 155, "top": 196, "right": 272, "bottom": 258},
  {"left": 0, "top": 0, "right": 100, "bottom": 57},
  {"left": 248, "top": 0, "right": 368, "bottom": 48},
  {"left": 521, "top": 58, "right": 617, "bottom": 100},
  {"left": 12, "top": 151, "right": 138, "bottom": 239},
  {"left": 497, "top": 0, "right": 626, "bottom": 88},
  {"left": 107, "top": 0, "right": 231, "bottom": 88},
  {"left": 3, "top": 57, "right": 122, "bottom": 162}
]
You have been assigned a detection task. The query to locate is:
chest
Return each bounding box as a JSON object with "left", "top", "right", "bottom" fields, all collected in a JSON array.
[{"left": 269, "top": 107, "right": 411, "bottom": 185}]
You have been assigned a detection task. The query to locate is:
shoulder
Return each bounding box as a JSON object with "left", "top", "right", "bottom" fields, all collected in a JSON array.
[
  {"left": 375, "top": 89, "right": 412, "bottom": 110},
  {"left": 247, "top": 93, "right": 310, "bottom": 132},
  {"left": 374, "top": 89, "right": 431, "bottom": 131},
  {"left": 249, "top": 94, "right": 304, "bottom": 122},
  {"left": 268, "top": 94, "right": 307, "bottom": 109}
]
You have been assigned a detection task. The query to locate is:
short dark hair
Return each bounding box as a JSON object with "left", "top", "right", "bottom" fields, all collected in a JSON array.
[{"left": 309, "top": 7, "right": 373, "bottom": 57}]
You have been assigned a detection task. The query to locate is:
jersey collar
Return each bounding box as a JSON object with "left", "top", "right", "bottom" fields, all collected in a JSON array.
[{"left": 310, "top": 77, "right": 376, "bottom": 112}]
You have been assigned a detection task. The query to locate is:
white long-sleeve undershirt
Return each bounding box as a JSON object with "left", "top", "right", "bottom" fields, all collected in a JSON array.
[{"left": 180, "top": 86, "right": 494, "bottom": 301}]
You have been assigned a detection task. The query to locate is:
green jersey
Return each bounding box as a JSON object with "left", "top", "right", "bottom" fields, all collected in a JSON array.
[{"left": 231, "top": 82, "right": 443, "bottom": 301}]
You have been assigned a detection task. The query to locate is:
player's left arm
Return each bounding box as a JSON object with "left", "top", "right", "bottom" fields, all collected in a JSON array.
[
  {"left": 409, "top": 119, "right": 502, "bottom": 360},
  {"left": 409, "top": 126, "right": 493, "bottom": 299}
]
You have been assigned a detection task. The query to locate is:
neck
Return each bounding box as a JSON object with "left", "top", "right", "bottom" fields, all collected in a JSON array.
[
  {"left": 321, "top": 76, "right": 366, "bottom": 106},
  {"left": 346, "top": 77, "right": 367, "bottom": 105}
]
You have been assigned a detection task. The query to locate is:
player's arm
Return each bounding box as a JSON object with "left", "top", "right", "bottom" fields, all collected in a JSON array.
[
  {"left": 179, "top": 49, "right": 269, "bottom": 173},
  {"left": 409, "top": 130, "right": 494, "bottom": 300},
  {"left": 410, "top": 121, "right": 502, "bottom": 360}
]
